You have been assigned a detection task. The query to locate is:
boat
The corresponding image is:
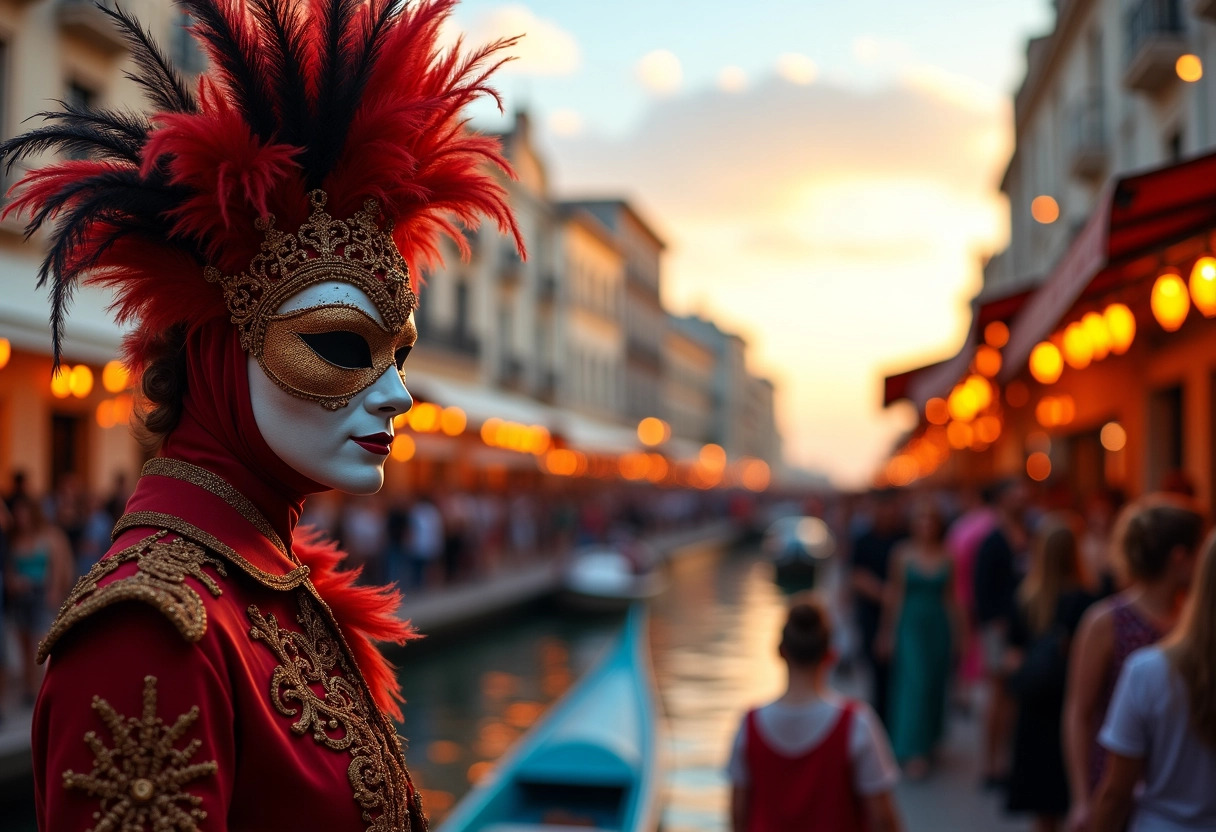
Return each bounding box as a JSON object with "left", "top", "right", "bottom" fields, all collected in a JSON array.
[
  {"left": 559, "top": 543, "right": 667, "bottom": 612},
  {"left": 763, "top": 515, "right": 835, "bottom": 591},
  {"left": 437, "top": 606, "right": 665, "bottom": 832}
]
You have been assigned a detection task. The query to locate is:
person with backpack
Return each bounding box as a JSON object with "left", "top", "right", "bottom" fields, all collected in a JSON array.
[
  {"left": 1092, "top": 526, "right": 1216, "bottom": 830},
  {"left": 728, "top": 595, "right": 903, "bottom": 832},
  {"left": 1006, "top": 516, "right": 1096, "bottom": 831}
]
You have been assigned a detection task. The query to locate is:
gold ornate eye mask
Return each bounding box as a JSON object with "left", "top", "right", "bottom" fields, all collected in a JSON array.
[{"left": 259, "top": 304, "right": 416, "bottom": 409}]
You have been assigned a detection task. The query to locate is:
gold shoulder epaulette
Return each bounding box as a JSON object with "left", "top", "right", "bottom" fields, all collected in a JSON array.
[{"left": 38, "top": 531, "right": 228, "bottom": 663}]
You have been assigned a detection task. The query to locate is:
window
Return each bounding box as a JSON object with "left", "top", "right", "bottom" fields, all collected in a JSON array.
[
  {"left": 63, "top": 82, "right": 96, "bottom": 160},
  {"left": 1167, "top": 128, "right": 1183, "bottom": 163}
]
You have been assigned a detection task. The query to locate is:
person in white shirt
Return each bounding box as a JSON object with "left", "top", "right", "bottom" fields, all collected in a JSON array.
[{"left": 1093, "top": 529, "right": 1216, "bottom": 831}]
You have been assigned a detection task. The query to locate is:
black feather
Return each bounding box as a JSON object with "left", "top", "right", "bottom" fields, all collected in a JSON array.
[
  {"left": 98, "top": 3, "right": 197, "bottom": 113},
  {"left": 173, "top": 0, "right": 277, "bottom": 139},
  {"left": 309, "top": 0, "right": 364, "bottom": 181},
  {"left": 248, "top": 0, "right": 313, "bottom": 149},
  {"left": 0, "top": 106, "right": 150, "bottom": 171}
]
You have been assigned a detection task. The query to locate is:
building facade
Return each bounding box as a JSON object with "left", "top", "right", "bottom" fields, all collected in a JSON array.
[{"left": 885, "top": 0, "right": 1216, "bottom": 513}]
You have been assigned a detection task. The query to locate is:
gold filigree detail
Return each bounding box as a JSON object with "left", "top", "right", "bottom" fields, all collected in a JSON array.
[
  {"left": 63, "top": 675, "right": 218, "bottom": 832},
  {"left": 248, "top": 594, "right": 422, "bottom": 831},
  {"left": 204, "top": 189, "right": 416, "bottom": 408},
  {"left": 111, "top": 512, "right": 310, "bottom": 590},
  {"left": 39, "top": 533, "right": 226, "bottom": 664},
  {"left": 141, "top": 458, "right": 289, "bottom": 554}
]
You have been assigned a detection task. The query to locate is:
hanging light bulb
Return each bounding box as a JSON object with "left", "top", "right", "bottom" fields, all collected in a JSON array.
[
  {"left": 1081, "top": 312, "right": 1110, "bottom": 361},
  {"left": 1104, "top": 303, "right": 1136, "bottom": 354},
  {"left": 1029, "top": 342, "right": 1063, "bottom": 384},
  {"left": 1190, "top": 256, "right": 1216, "bottom": 317},
  {"left": 1062, "top": 321, "right": 1092, "bottom": 370},
  {"left": 1151, "top": 269, "right": 1189, "bottom": 332}
]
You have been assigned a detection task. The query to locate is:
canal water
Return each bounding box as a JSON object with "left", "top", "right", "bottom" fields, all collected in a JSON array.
[{"left": 400, "top": 541, "right": 794, "bottom": 831}]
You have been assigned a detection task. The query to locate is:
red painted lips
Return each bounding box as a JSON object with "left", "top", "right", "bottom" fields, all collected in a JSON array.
[{"left": 351, "top": 432, "right": 393, "bottom": 456}]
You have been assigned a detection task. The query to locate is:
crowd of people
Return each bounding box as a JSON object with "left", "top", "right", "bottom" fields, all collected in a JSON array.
[
  {"left": 833, "top": 480, "right": 1216, "bottom": 832},
  {"left": 0, "top": 468, "right": 718, "bottom": 724}
]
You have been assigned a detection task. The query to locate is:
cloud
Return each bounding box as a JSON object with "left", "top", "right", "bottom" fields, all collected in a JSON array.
[
  {"left": 718, "top": 65, "right": 748, "bottom": 93},
  {"left": 547, "top": 108, "right": 584, "bottom": 137},
  {"left": 549, "top": 75, "right": 1011, "bottom": 486},
  {"left": 636, "top": 49, "right": 683, "bottom": 96},
  {"left": 776, "top": 52, "right": 817, "bottom": 85},
  {"left": 457, "top": 4, "right": 580, "bottom": 77}
]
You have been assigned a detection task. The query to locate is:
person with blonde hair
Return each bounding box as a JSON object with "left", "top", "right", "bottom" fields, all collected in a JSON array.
[
  {"left": 728, "top": 595, "right": 902, "bottom": 832},
  {"left": 1006, "top": 515, "right": 1096, "bottom": 832},
  {"left": 1092, "top": 528, "right": 1216, "bottom": 830},
  {"left": 1064, "top": 495, "right": 1204, "bottom": 832}
]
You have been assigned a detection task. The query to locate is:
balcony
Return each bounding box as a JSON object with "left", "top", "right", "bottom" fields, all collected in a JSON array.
[
  {"left": 1123, "top": 0, "right": 1187, "bottom": 94},
  {"left": 1065, "top": 90, "right": 1109, "bottom": 181},
  {"left": 1194, "top": 0, "right": 1216, "bottom": 22},
  {"left": 58, "top": 0, "right": 129, "bottom": 55}
]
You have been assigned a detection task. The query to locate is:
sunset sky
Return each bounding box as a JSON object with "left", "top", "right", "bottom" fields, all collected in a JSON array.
[{"left": 448, "top": 1, "right": 1056, "bottom": 487}]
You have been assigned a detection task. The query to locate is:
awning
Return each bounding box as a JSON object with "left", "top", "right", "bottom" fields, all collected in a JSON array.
[
  {"left": 882, "top": 288, "right": 1032, "bottom": 410},
  {"left": 549, "top": 411, "right": 640, "bottom": 455},
  {"left": 405, "top": 372, "right": 556, "bottom": 427},
  {"left": 1001, "top": 150, "right": 1216, "bottom": 379}
]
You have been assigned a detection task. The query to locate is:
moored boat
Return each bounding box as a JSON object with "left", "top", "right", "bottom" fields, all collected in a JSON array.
[
  {"left": 559, "top": 543, "right": 667, "bottom": 612},
  {"left": 437, "top": 606, "right": 664, "bottom": 832}
]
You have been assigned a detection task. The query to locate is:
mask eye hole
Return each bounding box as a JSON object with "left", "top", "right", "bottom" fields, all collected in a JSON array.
[
  {"left": 395, "top": 345, "right": 413, "bottom": 371},
  {"left": 298, "top": 331, "right": 373, "bottom": 369}
]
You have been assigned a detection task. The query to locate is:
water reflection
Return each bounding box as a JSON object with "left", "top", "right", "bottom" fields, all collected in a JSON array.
[{"left": 399, "top": 542, "right": 790, "bottom": 831}]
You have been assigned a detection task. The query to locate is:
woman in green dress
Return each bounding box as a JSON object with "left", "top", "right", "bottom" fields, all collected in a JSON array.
[{"left": 878, "top": 500, "right": 962, "bottom": 779}]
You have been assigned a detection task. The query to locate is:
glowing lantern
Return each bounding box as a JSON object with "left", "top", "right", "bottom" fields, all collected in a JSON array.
[
  {"left": 1151, "top": 270, "right": 1189, "bottom": 332},
  {"left": 975, "top": 415, "right": 1002, "bottom": 444},
  {"left": 1177, "top": 54, "right": 1204, "bottom": 83},
  {"left": 699, "top": 443, "right": 727, "bottom": 470},
  {"left": 646, "top": 455, "right": 670, "bottom": 483},
  {"left": 946, "top": 421, "right": 973, "bottom": 450},
  {"left": 637, "top": 417, "right": 669, "bottom": 446},
  {"left": 740, "top": 459, "right": 772, "bottom": 492},
  {"left": 112, "top": 394, "right": 133, "bottom": 424},
  {"left": 390, "top": 434, "right": 416, "bottom": 462},
  {"left": 544, "top": 449, "right": 579, "bottom": 476},
  {"left": 1104, "top": 303, "right": 1136, "bottom": 354},
  {"left": 975, "top": 345, "right": 1002, "bottom": 378},
  {"left": 408, "top": 401, "right": 441, "bottom": 432},
  {"left": 964, "top": 375, "right": 993, "bottom": 411},
  {"left": 439, "top": 406, "right": 467, "bottom": 437},
  {"left": 1029, "top": 342, "right": 1063, "bottom": 384},
  {"left": 0, "top": 337, "right": 10, "bottom": 370},
  {"left": 620, "top": 453, "right": 650, "bottom": 480},
  {"left": 69, "top": 364, "right": 93, "bottom": 398},
  {"left": 95, "top": 399, "right": 116, "bottom": 429},
  {"left": 1100, "top": 421, "right": 1127, "bottom": 453},
  {"left": 1026, "top": 451, "right": 1052, "bottom": 482},
  {"left": 1062, "top": 322, "right": 1092, "bottom": 370},
  {"left": 101, "top": 360, "right": 129, "bottom": 393},
  {"left": 481, "top": 417, "right": 502, "bottom": 445},
  {"left": 50, "top": 369, "right": 71, "bottom": 398},
  {"left": 1082, "top": 311, "right": 1111, "bottom": 361},
  {"left": 947, "top": 384, "right": 979, "bottom": 422},
  {"left": 1031, "top": 195, "right": 1060, "bottom": 224},
  {"left": 1190, "top": 256, "right": 1216, "bottom": 317},
  {"left": 984, "top": 321, "right": 1010, "bottom": 349},
  {"left": 925, "top": 397, "right": 950, "bottom": 426}
]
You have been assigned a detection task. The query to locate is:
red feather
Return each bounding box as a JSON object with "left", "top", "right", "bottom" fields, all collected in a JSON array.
[{"left": 291, "top": 526, "right": 419, "bottom": 722}]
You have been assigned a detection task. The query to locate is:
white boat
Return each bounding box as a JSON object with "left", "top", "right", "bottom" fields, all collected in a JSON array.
[
  {"left": 437, "top": 606, "right": 665, "bottom": 832},
  {"left": 560, "top": 545, "right": 667, "bottom": 612}
]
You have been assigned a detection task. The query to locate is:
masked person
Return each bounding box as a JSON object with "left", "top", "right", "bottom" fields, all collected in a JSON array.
[{"left": 1, "top": 0, "right": 521, "bottom": 828}]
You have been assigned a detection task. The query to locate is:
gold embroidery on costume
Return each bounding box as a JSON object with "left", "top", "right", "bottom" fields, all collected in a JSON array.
[
  {"left": 39, "top": 533, "right": 226, "bottom": 664},
  {"left": 248, "top": 594, "right": 417, "bottom": 831},
  {"left": 63, "top": 675, "right": 218, "bottom": 832},
  {"left": 141, "top": 458, "right": 290, "bottom": 553},
  {"left": 111, "top": 511, "right": 310, "bottom": 590}
]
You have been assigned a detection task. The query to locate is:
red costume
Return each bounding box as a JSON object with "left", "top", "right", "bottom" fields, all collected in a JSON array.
[
  {"left": 742, "top": 703, "right": 870, "bottom": 832},
  {"left": 1, "top": 1, "right": 521, "bottom": 829}
]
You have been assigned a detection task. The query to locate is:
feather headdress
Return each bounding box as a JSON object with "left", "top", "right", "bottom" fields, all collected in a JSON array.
[{"left": 1, "top": 0, "right": 523, "bottom": 369}]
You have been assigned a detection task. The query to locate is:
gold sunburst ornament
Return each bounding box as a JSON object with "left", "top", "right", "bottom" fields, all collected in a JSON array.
[{"left": 63, "top": 675, "right": 218, "bottom": 832}]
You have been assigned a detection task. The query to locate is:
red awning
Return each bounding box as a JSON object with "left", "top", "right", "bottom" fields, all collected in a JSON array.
[
  {"left": 882, "top": 288, "right": 1032, "bottom": 409},
  {"left": 1001, "top": 150, "right": 1216, "bottom": 379}
]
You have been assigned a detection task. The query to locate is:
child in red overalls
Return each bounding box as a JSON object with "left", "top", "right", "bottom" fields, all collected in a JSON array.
[{"left": 728, "top": 596, "right": 904, "bottom": 832}]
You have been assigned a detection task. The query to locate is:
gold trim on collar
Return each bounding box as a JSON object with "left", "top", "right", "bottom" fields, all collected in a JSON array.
[
  {"left": 141, "top": 458, "right": 289, "bottom": 555},
  {"left": 112, "top": 512, "right": 310, "bottom": 591}
]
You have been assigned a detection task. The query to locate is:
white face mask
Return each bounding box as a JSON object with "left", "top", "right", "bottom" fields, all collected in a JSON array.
[{"left": 248, "top": 280, "right": 414, "bottom": 495}]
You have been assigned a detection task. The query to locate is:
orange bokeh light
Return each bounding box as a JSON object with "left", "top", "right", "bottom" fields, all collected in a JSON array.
[
  {"left": 975, "top": 345, "right": 1002, "bottom": 378},
  {"left": 1026, "top": 451, "right": 1052, "bottom": 482},
  {"left": 1031, "top": 195, "right": 1060, "bottom": 224},
  {"left": 637, "top": 416, "right": 670, "bottom": 446},
  {"left": 1190, "top": 256, "right": 1216, "bottom": 317},
  {"left": 925, "top": 397, "right": 950, "bottom": 426},
  {"left": 984, "top": 321, "right": 1010, "bottom": 349},
  {"left": 1104, "top": 303, "right": 1136, "bottom": 354},
  {"left": 1029, "top": 342, "right": 1063, "bottom": 385},
  {"left": 1177, "top": 54, "right": 1204, "bottom": 83},
  {"left": 1151, "top": 270, "right": 1189, "bottom": 332}
]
